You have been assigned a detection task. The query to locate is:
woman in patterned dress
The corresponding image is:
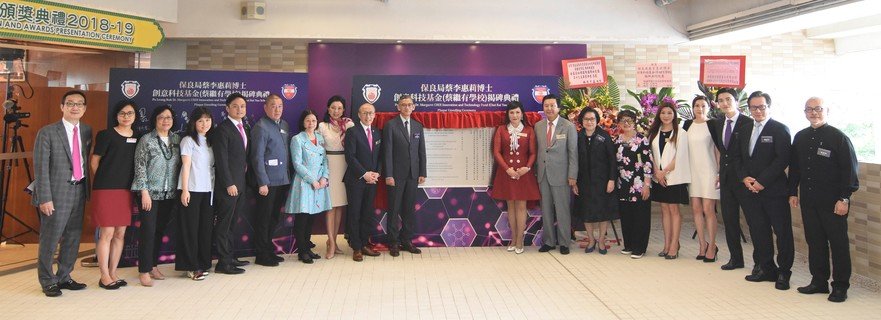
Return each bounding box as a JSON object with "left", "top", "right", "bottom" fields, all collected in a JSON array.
[
  {"left": 284, "top": 110, "right": 331, "bottom": 264},
  {"left": 614, "top": 110, "right": 653, "bottom": 259}
]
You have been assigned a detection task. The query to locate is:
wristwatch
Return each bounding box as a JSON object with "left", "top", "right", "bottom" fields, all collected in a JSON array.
[{"left": 840, "top": 198, "right": 850, "bottom": 204}]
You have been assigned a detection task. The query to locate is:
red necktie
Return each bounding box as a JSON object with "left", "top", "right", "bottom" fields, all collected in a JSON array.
[
  {"left": 367, "top": 127, "right": 373, "bottom": 151},
  {"left": 237, "top": 122, "right": 247, "bottom": 148},
  {"left": 546, "top": 121, "right": 554, "bottom": 147},
  {"left": 72, "top": 126, "right": 83, "bottom": 181}
]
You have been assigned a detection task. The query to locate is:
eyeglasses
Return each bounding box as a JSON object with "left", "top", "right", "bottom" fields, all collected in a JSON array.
[
  {"left": 398, "top": 103, "right": 415, "bottom": 108},
  {"left": 748, "top": 105, "right": 768, "bottom": 111},
  {"left": 64, "top": 102, "right": 86, "bottom": 108},
  {"left": 157, "top": 116, "right": 173, "bottom": 121},
  {"left": 582, "top": 118, "right": 597, "bottom": 122},
  {"left": 618, "top": 119, "right": 635, "bottom": 125},
  {"left": 804, "top": 106, "right": 824, "bottom": 114},
  {"left": 118, "top": 111, "right": 136, "bottom": 117}
]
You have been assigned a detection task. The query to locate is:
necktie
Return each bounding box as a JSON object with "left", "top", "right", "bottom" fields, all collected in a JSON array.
[
  {"left": 72, "top": 126, "right": 82, "bottom": 181},
  {"left": 367, "top": 127, "right": 373, "bottom": 151},
  {"left": 723, "top": 119, "right": 733, "bottom": 149},
  {"left": 237, "top": 122, "right": 247, "bottom": 148},
  {"left": 404, "top": 120, "right": 410, "bottom": 141},
  {"left": 546, "top": 121, "right": 554, "bottom": 147},
  {"left": 749, "top": 122, "right": 763, "bottom": 156}
]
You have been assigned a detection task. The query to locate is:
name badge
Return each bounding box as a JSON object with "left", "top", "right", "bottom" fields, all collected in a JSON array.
[
  {"left": 760, "top": 136, "right": 773, "bottom": 143},
  {"left": 817, "top": 148, "right": 831, "bottom": 158},
  {"left": 126, "top": 138, "right": 138, "bottom": 144},
  {"left": 556, "top": 134, "right": 567, "bottom": 139},
  {"left": 596, "top": 135, "right": 606, "bottom": 142},
  {"left": 414, "top": 133, "right": 421, "bottom": 140},
  {"left": 518, "top": 133, "right": 528, "bottom": 137},
  {"left": 267, "top": 159, "right": 279, "bottom": 166}
]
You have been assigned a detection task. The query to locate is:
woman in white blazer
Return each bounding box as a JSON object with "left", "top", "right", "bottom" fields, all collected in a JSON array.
[{"left": 648, "top": 102, "right": 691, "bottom": 259}]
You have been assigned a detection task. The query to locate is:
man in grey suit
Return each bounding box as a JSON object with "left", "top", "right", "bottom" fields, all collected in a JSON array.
[
  {"left": 32, "top": 90, "right": 92, "bottom": 297},
  {"left": 249, "top": 94, "right": 291, "bottom": 267},
  {"left": 383, "top": 95, "right": 427, "bottom": 257},
  {"left": 534, "top": 94, "right": 578, "bottom": 255}
]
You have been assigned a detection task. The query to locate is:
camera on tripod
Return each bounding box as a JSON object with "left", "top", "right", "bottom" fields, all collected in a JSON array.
[{"left": 3, "top": 99, "right": 30, "bottom": 123}]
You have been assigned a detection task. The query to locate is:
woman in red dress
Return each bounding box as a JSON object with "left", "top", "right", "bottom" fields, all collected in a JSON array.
[{"left": 491, "top": 101, "right": 540, "bottom": 254}]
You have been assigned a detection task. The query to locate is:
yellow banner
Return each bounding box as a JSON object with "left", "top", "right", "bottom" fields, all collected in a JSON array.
[{"left": 0, "top": 0, "right": 164, "bottom": 52}]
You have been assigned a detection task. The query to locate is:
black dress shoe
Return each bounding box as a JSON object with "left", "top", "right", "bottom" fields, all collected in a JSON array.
[
  {"left": 233, "top": 259, "right": 250, "bottom": 267},
  {"left": 745, "top": 270, "right": 777, "bottom": 282},
  {"left": 215, "top": 265, "right": 245, "bottom": 274},
  {"left": 298, "top": 253, "right": 314, "bottom": 264},
  {"left": 254, "top": 258, "right": 279, "bottom": 267},
  {"left": 401, "top": 245, "right": 422, "bottom": 254},
  {"left": 828, "top": 288, "right": 848, "bottom": 303},
  {"left": 775, "top": 274, "right": 791, "bottom": 290},
  {"left": 42, "top": 284, "right": 62, "bottom": 297},
  {"left": 797, "top": 283, "right": 830, "bottom": 294},
  {"left": 720, "top": 261, "right": 744, "bottom": 270},
  {"left": 389, "top": 247, "right": 400, "bottom": 257},
  {"left": 538, "top": 245, "right": 555, "bottom": 252},
  {"left": 272, "top": 255, "right": 285, "bottom": 262},
  {"left": 99, "top": 280, "right": 122, "bottom": 290},
  {"left": 307, "top": 251, "right": 322, "bottom": 259},
  {"left": 559, "top": 246, "right": 570, "bottom": 255},
  {"left": 58, "top": 279, "right": 87, "bottom": 290},
  {"left": 116, "top": 279, "right": 128, "bottom": 287}
]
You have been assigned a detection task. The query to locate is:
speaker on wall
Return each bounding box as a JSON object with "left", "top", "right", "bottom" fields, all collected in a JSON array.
[{"left": 241, "top": 1, "right": 266, "bottom": 20}]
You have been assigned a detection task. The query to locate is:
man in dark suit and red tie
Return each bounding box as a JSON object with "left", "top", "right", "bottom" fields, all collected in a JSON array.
[
  {"left": 735, "top": 91, "right": 794, "bottom": 290},
  {"left": 382, "top": 95, "right": 427, "bottom": 257},
  {"left": 345, "top": 103, "right": 383, "bottom": 262},
  {"left": 713, "top": 87, "right": 754, "bottom": 272},
  {"left": 32, "top": 90, "right": 92, "bottom": 297},
  {"left": 209, "top": 93, "right": 251, "bottom": 274}
]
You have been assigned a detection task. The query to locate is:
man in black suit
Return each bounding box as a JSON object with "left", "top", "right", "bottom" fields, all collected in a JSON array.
[
  {"left": 382, "top": 95, "right": 427, "bottom": 257},
  {"left": 713, "top": 88, "right": 753, "bottom": 272},
  {"left": 209, "top": 93, "right": 251, "bottom": 274},
  {"left": 736, "top": 91, "right": 794, "bottom": 290},
  {"left": 345, "top": 103, "right": 383, "bottom": 262}
]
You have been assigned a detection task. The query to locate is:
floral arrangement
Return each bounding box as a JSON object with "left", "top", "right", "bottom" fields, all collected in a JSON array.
[
  {"left": 557, "top": 75, "right": 621, "bottom": 136},
  {"left": 695, "top": 81, "right": 749, "bottom": 119},
  {"left": 622, "top": 87, "right": 687, "bottom": 134}
]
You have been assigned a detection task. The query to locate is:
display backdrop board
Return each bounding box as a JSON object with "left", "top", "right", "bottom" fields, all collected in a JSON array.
[
  {"left": 351, "top": 75, "right": 554, "bottom": 187},
  {"left": 108, "top": 68, "right": 309, "bottom": 267}
]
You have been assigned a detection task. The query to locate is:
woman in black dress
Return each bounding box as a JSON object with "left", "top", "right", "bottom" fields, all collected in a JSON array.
[
  {"left": 648, "top": 102, "right": 691, "bottom": 260},
  {"left": 574, "top": 108, "right": 618, "bottom": 254}
]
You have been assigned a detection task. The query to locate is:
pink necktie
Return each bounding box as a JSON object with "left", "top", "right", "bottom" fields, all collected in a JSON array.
[
  {"left": 72, "top": 126, "right": 83, "bottom": 181},
  {"left": 237, "top": 122, "right": 247, "bottom": 148},
  {"left": 367, "top": 127, "right": 373, "bottom": 151}
]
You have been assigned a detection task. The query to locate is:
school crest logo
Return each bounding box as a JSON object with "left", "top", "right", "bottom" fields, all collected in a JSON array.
[
  {"left": 281, "top": 84, "right": 298, "bottom": 100},
  {"left": 362, "top": 84, "right": 381, "bottom": 104},
  {"left": 532, "top": 85, "right": 549, "bottom": 104},
  {"left": 121, "top": 81, "right": 140, "bottom": 99}
]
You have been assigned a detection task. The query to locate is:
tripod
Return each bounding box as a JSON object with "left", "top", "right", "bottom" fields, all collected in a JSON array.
[{"left": 0, "top": 118, "right": 37, "bottom": 246}]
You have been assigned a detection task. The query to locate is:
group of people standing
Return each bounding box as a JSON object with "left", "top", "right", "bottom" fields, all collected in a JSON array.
[
  {"left": 488, "top": 91, "right": 859, "bottom": 303},
  {"left": 32, "top": 91, "right": 427, "bottom": 297},
  {"left": 32, "top": 89, "right": 859, "bottom": 303}
]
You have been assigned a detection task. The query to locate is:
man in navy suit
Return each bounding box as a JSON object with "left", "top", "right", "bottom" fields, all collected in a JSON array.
[
  {"left": 32, "top": 90, "right": 91, "bottom": 297},
  {"left": 713, "top": 88, "right": 754, "bottom": 272},
  {"left": 736, "top": 91, "right": 794, "bottom": 290},
  {"left": 345, "top": 103, "right": 383, "bottom": 262},
  {"left": 382, "top": 95, "right": 427, "bottom": 257},
  {"left": 249, "top": 94, "right": 290, "bottom": 267},
  {"left": 209, "top": 93, "right": 251, "bottom": 274}
]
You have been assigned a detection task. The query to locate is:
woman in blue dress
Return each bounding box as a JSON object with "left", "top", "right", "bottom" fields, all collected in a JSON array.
[{"left": 284, "top": 109, "right": 331, "bottom": 264}]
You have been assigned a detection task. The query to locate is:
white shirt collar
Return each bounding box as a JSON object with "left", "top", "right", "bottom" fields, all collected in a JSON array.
[
  {"left": 400, "top": 115, "right": 410, "bottom": 123},
  {"left": 725, "top": 111, "right": 740, "bottom": 122},
  {"left": 229, "top": 116, "right": 242, "bottom": 126},
  {"left": 754, "top": 118, "right": 770, "bottom": 127},
  {"left": 547, "top": 116, "right": 559, "bottom": 127},
  {"left": 62, "top": 118, "right": 79, "bottom": 131}
]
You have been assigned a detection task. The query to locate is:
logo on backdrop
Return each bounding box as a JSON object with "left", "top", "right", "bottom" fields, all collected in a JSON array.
[
  {"left": 281, "top": 84, "right": 298, "bottom": 100},
  {"left": 121, "top": 81, "right": 140, "bottom": 99},
  {"left": 362, "top": 84, "right": 381, "bottom": 104},
  {"left": 531, "top": 85, "right": 549, "bottom": 104}
]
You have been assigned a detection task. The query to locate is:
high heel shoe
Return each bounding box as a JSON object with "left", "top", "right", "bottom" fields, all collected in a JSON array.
[
  {"left": 657, "top": 251, "right": 668, "bottom": 257},
  {"left": 585, "top": 242, "right": 597, "bottom": 253},
  {"left": 696, "top": 241, "right": 708, "bottom": 260},
  {"left": 99, "top": 279, "right": 121, "bottom": 290},
  {"left": 703, "top": 245, "right": 719, "bottom": 263},
  {"left": 665, "top": 242, "right": 680, "bottom": 259}
]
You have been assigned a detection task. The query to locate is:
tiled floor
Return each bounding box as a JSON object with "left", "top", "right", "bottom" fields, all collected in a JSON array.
[{"left": 1, "top": 231, "right": 879, "bottom": 319}]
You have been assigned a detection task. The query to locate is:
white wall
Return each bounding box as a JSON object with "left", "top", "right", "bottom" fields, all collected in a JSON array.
[
  {"left": 59, "top": 0, "right": 178, "bottom": 22},
  {"left": 149, "top": 39, "right": 187, "bottom": 69},
  {"left": 160, "top": 0, "right": 688, "bottom": 44}
]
